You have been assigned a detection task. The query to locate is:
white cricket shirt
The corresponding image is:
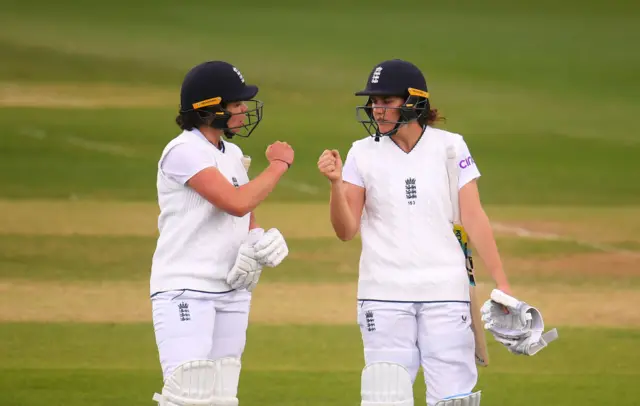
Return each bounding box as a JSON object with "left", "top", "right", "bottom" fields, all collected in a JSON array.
[
  {"left": 150, "top": 129, "right": 250, "bottom": 295},
  {"left": 342, "top": 126, "right": 481, "bottom": 302}
]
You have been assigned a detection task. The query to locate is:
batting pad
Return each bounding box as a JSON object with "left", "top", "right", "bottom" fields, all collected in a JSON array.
[
  {"left": 153, "top": 358, "right": 241, "bottom": 406},
  {"left": 434, "top": 391, "right": 481, "bottom": 406},
  {"left": 361, "top": 362, "right": 414, "bottom": 406}
]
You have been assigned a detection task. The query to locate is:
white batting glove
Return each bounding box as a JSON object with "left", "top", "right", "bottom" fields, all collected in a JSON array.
[
  {"left": 254, "top": 228, "right": 289, "bottom": 268},
  {"left": 481, "top": 289, "right": 558, "bottom": 356},
  {"left": 226, "top": 229, "right": 264, "bottom": 292}
]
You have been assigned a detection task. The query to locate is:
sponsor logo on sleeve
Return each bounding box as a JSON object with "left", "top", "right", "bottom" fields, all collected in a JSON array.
[{"left": 459, "top": 156, "right": 475, "bottom": 169}]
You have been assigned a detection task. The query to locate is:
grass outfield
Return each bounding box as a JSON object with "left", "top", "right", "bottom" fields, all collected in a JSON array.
[
  {"left": 0, "top": 0, "right": 638, "bottom": 204},
  {"left": 2, "top": 106, "right": 638, "bottom": 204},
  {"left": 1, "top": 324, "right": 639, "bottom": 406},
  {"left": 1, "top": 0, "right": 639, "bottom": 405},
  {"left": 0, "top": 201, "right": 638, "bottom": 405}
]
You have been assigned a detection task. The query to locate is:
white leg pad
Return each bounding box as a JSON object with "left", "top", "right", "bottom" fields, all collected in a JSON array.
[
  {"left": 434, "top": 391, "right": 481, "bottom": 406},
  {"left": 152, "top": 358, "right": 241, "bottom": 406},
  {"left": 361, "top": 362, "right": 414, "bottom": 406}
]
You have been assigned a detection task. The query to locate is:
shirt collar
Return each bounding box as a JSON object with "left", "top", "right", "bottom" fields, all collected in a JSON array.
[{"left": 189, "top": 128, "right": 225, "bottom": 153}]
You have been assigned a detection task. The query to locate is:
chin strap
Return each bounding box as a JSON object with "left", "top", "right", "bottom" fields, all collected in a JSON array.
[{"left": 374, "top": 122, "right": 403, "bottom": 142}]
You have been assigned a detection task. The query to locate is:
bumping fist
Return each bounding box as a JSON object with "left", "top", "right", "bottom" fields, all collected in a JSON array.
[
  {"left": 317, "top": 149, "right": 342, "bottom": 182},
  {"left": 266, "top": 141, "right": 294, "bottom": 168}
]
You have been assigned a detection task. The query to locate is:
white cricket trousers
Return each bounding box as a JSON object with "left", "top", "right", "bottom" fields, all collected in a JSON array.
[
  {"left": 151, "top": 289, "right": 251, "bottom": 380},
  {"left": 357, "top": 300, "right": 477, "bottom": 406}
]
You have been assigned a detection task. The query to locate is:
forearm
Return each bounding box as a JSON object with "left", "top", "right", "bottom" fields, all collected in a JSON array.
[
  {"left": 462, "top": 208, "right": 510, "bottom": 291},
  {"left": 235, "top": 162, "right": 288, "bottom": 215},
  {"left": 329, "top": 181, "right": 358, "bottom": 241}
]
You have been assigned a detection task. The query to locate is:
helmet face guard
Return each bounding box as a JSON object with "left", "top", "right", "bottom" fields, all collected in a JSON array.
[
  {"left": 196, "top": 99, "right": 263, "bottom": 139},
  {"left": 355, "top": 88, "right": 430, "bottom": 140},
  {"left": 189, "top": 96, "right": 263, "bottom": 139}
]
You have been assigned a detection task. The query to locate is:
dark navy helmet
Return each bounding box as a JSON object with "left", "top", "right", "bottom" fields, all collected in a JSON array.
[
  {"left": 179, "top": 61, "right": 263, "bottom": 139},
  {"left": 355, "top": 59, "right": 430, "bottom": 140}
]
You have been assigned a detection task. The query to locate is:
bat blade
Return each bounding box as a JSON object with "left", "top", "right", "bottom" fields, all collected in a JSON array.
[{"left": 470, "top": 285, "right": 489, "bottom": 367}]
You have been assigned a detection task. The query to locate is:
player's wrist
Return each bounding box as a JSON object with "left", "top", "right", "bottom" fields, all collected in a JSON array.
[
  {"left": 269, "top": 159, "right": 290, "bottom": 173},
  {"left": 495, "top": 281, "right": 512, "bottom": 295}
]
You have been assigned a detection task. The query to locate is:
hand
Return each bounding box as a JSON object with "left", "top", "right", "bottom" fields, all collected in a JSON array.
[
  {"left": 266, "top": 141, "right": 294, "bottom": 168},
  {"left": 317, "top": 149, "right": 342, "bottom": 182},
  {"left": 226, "top": 242, "right": 263, "bottom": 292},
  {"left": 254, "top": 228, "right": 289, "bottom": 267}
]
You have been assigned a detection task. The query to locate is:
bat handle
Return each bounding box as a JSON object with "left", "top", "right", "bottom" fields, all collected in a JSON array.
[{"left": 490, "top": 289, "right": 520, "bottom": 309}]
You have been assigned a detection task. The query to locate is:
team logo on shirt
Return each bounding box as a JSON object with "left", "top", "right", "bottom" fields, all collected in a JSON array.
[
  {"left": 365, "top": 311, "right": 376, "bottom": 332},
  {"left": 178, "top": 302, "right": 191, "bottom": 321},
  {"left": 405, "top": 177, "right": 417, "bottom": 205},
  {"left": 231, "top": 177, "right": 239, "bottom": 188}
]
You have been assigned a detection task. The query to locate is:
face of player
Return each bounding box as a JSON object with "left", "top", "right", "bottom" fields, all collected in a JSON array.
[
  {"left": 225, "top": 101, "right": 248, "bottom": 131},
  {"left": 370, "top": 96, "right": 404, "bottom": 134}
]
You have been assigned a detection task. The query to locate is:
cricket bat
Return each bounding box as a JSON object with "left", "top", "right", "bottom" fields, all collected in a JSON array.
[
  {"left": 241, "top": 155, "right": 252, "bottom": 172},
  {"left": 446, "top": 146, "right": 489, "bottom": 367}
]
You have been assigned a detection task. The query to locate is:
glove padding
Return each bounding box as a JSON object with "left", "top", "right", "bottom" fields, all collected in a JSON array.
[
  {"left": 226, "top": 228, "right": 264, "bottom": 292},
  {"left": 254, "top": 228, "right": 288, "bottom": 268},
  {"left": 481, "top": 289, "right": 559, "bottom": 356}
]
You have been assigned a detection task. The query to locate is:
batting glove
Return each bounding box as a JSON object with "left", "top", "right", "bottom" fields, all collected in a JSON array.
[
  {"left": 481, "top": 289, "right": 559, "bottom": 356},
  {"left": 254, "top": 228, "right": 289, "bottom": 268},
  {"left": 226, "top": 229, "right": 265, "bottom": 292}
]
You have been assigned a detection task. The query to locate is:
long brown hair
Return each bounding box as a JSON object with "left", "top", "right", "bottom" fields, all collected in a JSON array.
[{"left": 420, "top": 107, "right": 446, "bottom": 127}]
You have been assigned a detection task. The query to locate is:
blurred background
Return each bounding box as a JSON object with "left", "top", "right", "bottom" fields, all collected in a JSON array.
[{"left": 0, "top": 0, "right": 639, "bottom": 405}]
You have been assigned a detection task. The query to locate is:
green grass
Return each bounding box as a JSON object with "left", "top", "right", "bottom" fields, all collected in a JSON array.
[
  {"left": 0, "top": 234, "right": 360, "bottom": 283},
  {"left": 0, "top": 106, "right": 638, "bottom": 204},
  {"left": 4, "top": 234, "right": 636, "bottom": 286},
  {"left": 0, "top": 323, "right": 638, "bottom": 405},
  {"left": 3, "top": 368, "right": 636, "bottom": 406},
  {"left": 612, "top": 240, "right": 640, "bottom": 251},
  {"left": 494, "top": 237, "right": 598, "bottom": 259},
  {"left": 0, "top": 40, "right": 182, "bottom": 85},
  {"left": 0, "top": 235, "right": 156, "bottom": 281},
  {"left": 0, "top": 0, "right": 638, "bottom": 204},
  {"left": 0, "top": 370, "right": 359, "bottom": 406}
]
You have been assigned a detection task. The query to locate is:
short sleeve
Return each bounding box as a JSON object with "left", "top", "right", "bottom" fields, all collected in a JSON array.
[
  {"left": 456, "top": 138, "right": 481, "bottom": 189},
  {"left": 342, "top": 146, "right": 365, "bottom": 188},
  {"left": 161, "top": 143, "right": 217, "bottom": 185}
]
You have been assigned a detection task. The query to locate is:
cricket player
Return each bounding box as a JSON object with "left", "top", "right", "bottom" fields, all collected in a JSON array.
[
  {"left": 317, "top": 59, "right": 513, "bottom": 406},
  {"left": 149, "top": 60, "right": 292, "bottom": 406}
]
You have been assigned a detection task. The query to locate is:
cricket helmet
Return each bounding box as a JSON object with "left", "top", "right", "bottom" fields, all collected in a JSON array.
[
  {"left": 354, "top": 59, "right": 430, "bottom": 140},
  {"left": 179, "top": 61, "right": 263, "bottom": 139}
]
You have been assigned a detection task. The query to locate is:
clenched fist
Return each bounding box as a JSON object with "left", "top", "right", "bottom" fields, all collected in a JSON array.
[
  {"left": 266, "top": 141, "right": 294, "bottom": 168},
  {"left": 317, "top": 149, "right": 343, "bottom": 182}
]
